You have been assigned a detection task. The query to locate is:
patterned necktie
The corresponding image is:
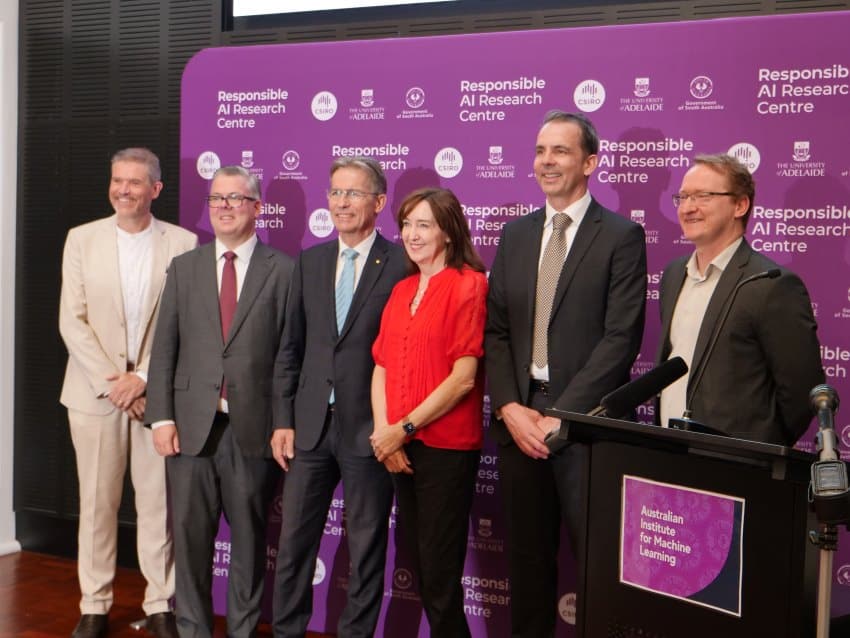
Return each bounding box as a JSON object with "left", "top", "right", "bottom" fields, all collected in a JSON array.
[
  {"left": 219, "top": 251, "right": 237, "bottom": 399},
  {"left": 336, "top": 248, "right": 358, "bottom": 333},
  {"left": 532, "top": 213, "right": 571, "bottom": 369}
]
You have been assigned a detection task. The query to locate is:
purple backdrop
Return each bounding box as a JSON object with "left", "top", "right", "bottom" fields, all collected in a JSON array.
[{"left": 180, "top": 11, "right": 850, "bottom": 635}]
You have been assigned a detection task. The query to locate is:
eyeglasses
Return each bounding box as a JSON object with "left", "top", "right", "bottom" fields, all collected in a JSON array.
[
  {"left": 206, "top": 194, "right": 257, "bottom": 208},
  {"left": 672, "top": 191, "right": 735, "bottom": 207},
  {"left": 327, "top": 189, "right": 380, "bottom": 201}
]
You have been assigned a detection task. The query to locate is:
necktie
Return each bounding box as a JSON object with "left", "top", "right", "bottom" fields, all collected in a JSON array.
[
  {"left": 532, "top": 213, "right": 571, "bottom": 369},
  {"left": 336, "top": 248, "right": 358, "bottom": 333},
  {"left": 220, "top": 251, "right": 237, "bottom": 399}
]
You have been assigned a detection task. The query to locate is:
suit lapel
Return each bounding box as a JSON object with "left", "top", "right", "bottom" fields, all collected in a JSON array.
[
  {"left": 198, "top": 243, "right": 223, "bottom": 342},
  {"left": 550, "top": 199, "right": 602, "bottom": 319},
  {"left": 226, "top": 242, "right": 272, "bottom": 346},
  {"left": 522, "top": 209, "right": 546, "bottom": 329},
  {"left": 687, "top": 241, "right": 751, "bottom": 393},
  {"left": 139, "top": 218, "right": 169, "bottom": 342},
  {"left": 100, "top": 219, "right": 126, "bottom": 324},
  {"left": 320, "top": 241, "right": 340, "bottom": 339},
  {"left": 338, "top": 235, "right": 390, "bottom": 341},
  {"left": 658, "top": 260, "right": 687, "bottom": 360}
]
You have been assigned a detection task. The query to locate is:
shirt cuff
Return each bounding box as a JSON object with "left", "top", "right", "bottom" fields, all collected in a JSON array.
[
  {"left": 134, "top": 370, "right": 148, "bottom": 383},
  {"left": 151, "top": 420, "right": 175, "bottom": 430}
]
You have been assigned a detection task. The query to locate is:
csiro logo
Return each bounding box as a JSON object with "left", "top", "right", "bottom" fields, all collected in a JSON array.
[
  {"left": 311, "top": 91, "right": 338, "bottom": 121},
  {"left": 312, "top": 558, "right": 327, "bottom": 585},
  {"left": 573, "top": 80, "right": 606, "bottom": 113},
  {"left": 434, "top": 147, "right": 463, "bottom": 178},
  {"left": 309, "top": 208, "right": 335, "bottom": 238},
  {"left": 196, "top": 151, "right": 221, "bottom": 180},
  {"left": 558, "top": 592, "right": 577, "bottom": 624},
  {"left": 728, "top": 142, "right": 761, "bottom": 173}
]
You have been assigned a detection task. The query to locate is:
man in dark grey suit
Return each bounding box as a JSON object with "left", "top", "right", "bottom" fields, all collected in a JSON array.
[
  {"left": 485, "top": 111, "right": 647, "bottom": 637},
  {"left": 657, "top": 153, "right": 823, "bottom": 445},
  {"left": 146, "top": 166, "right": 294, "bottom": 637},
  {"left": 271, "top": 157, "right": 406, "bottom": 638}
]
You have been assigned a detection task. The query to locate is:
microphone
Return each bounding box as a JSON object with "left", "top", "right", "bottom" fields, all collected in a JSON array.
[
  {"left": 673, "top": 268, "right": 781, "bottom": 430},
  {"left": 589, "top": 356, "right": 688, "bottom": 419},
  {"left": 544, "top": 357, "right": 688, "bottom": 453},
  {"left": 811, "top": 384, "right": 840, "bottom": 432}
]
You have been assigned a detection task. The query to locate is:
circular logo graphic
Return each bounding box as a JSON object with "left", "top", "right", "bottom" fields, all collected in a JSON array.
[
  {"left": 558, "top": 592, "right": 577, "bottom": 625},
  {"left": 690, "top": 75, "right": 714, "bottom": 99},
  {"left": 841, "top": 425, "right": 850, "bottom": 449},
  {"left": 312, "top": 558, "right": 326, "bottom": 585},
  {"left": 434, "top": 147, "right": 463, "bottom": 179},
  {"left": 282, "top": 150, "right": 300, "bottom": 171},
  {"left": 573, "top": 79, "right": 606, "bottom": 113},
  {"left": 196, "top": 151, "right": 221, "bottom": 180},
  {"left": 838, "top": 564, "right": 850, "bottom": 586},
  {"left": 406, "top": 87, "right": 425, "bottom": 109},
  {"left": 728, "top": 142, "right": 761, "bottom": 173},
  {"left": 393, "top": 568, "right": 414, "bottom": 591},
  {"left": 309, "top": 208, "right": 335, "bottom": 238},
  {"left": 311, "top": 91, "right": 338, "bottom": 121}
]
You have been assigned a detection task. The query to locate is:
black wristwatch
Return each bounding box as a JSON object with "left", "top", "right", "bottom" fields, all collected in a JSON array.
[{"left": 402, "top": 421, "right": 416, "bottom": 437}]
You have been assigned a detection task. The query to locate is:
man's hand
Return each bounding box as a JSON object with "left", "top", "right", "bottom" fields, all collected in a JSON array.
[
  {"left": 125, "top": 397, "right": 146, "bottom": 422},
  {"left": 382, "top": 449, "right": 413, "bottom": 474},
  {"left": 271, "top": 429, "right": 295, "bottom": 471},
  {"left": 107, "top": 372, "right": 146, "bottom": 410},
  {"left": 500, "top": 401, "right": 550, "bottom": 459},
  {"left": 153, "top": 424, "right": 181, "bottom": 457},
  {"left": 370, "top": 423, "right": 407, "bottom": 463}
]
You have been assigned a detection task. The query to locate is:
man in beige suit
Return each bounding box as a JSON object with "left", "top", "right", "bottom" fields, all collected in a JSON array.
[{"left": 59, "top": 148, "right": 197, "bottom": 638}]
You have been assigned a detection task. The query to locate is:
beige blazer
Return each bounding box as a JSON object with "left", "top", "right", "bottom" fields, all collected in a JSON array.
[{"left": 59, "top": 215, "right": 198, "bottom": 415}]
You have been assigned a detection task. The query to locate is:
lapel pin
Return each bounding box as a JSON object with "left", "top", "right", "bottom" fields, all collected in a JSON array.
[{"left": 375, "top": 259, "right": 381, "bottom": 264}]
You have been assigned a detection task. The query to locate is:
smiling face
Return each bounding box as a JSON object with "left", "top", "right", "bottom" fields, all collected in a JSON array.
[
  {"left": 533, "top": 120, "right": 597, "bottom": 210},
  {"left": 677, "top": 163, "right": 748, "bottom": 264},
  {"left": 401, "top": 199, "right": 449, "bottom": 275},
  {"left": 328, "top": 166, "right": 386, "bottom": 246},
  {"left": 208, "top": 173, "right": 261, "bottom": 249},
  {"left": 109, "top": 160, "right": 162, "bottom": 227}
]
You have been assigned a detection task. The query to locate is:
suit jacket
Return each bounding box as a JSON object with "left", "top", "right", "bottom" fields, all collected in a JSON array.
[
  {"left": 485, "top": 198, "right": 647, "bottom": 444},
  {"left": 273, "top": 233, "right": 407, "bottom": 457},
  {"left": 60, "top": 215, "right": 198, "bottom": 415},
  {"left": 146, "top": 240, "right": 294, "bottom": 457},
  {"left": 655, "top": 238, "right": 824, "bottom": 445}
]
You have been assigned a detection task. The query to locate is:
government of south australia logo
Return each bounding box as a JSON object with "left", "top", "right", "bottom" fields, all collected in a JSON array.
[
  {"left": 406, "top": 87, "right": 426, "bottom": 109},
  {"left": 573, "top": 80, "right": 606, "bottom": 113},
  {"left": 728, "top": 142, "right": 761, "bottom": 173},
  {"left": 434, "top": 147, "right": 463, "bottom": 178},
  {"left": 689, "top": 75, "right": 713, "bottom": 99},
  {"left": 311, "top": 91, "right": 338, "bottom": 121},
  {"left": 282, "top": 150, "right": 300, "bottom": 171},
  {"left": 196, "top": 151, "right": 221, "bottom": 180}
]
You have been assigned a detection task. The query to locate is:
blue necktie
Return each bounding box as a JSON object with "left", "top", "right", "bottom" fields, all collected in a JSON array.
[{"left": 336, "top": 248, "right": 358, "bottom": 333}]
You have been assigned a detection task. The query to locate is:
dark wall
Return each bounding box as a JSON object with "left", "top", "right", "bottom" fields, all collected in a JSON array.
[{"left": 15, "top": 0, "right": 849, "bottom": 561}]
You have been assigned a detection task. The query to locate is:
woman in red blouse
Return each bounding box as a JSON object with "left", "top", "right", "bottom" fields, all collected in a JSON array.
[{"left": 371, "top": 187, "right": 487, "bottom": 637}]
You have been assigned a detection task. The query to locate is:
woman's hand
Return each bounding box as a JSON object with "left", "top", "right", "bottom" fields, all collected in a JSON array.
[{"left": 370, "top": 422, "right": 408, "bottom": 462}]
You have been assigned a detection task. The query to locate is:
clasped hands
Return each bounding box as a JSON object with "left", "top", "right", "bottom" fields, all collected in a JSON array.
[
  {"left": 500, "top": 402, "right": 557, "bottom": 460},
  {"left": 370, "top": 422, "right": 412, "bottom": 474},
  {"left": 106, "top": 371, "right": 146, "bottom": 421}
]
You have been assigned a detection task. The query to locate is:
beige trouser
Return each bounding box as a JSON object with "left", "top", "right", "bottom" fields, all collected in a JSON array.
[{"left": 68, "top": 407, "right": 174, "bottom": 615}]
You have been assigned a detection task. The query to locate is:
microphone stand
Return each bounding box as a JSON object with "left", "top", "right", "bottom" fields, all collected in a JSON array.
[{"left": 808, "top": 386, "right": 849, "bottom": 638}]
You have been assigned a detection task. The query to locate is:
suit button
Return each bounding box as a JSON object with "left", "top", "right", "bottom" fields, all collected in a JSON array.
[
  {"left": 214, "top": 383, "right": 220, "bottom": 390},
  {"left": 119, "top": 353, "right": 126, "bottom": 359},
  {"left": 326, "top": 379, "right": 333, "bottom": 386}
]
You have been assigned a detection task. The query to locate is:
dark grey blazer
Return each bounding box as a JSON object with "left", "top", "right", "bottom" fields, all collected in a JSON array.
[
  {"left": 146, "top": 241, "right": 294, "bottom": 457},
  {"left": 655, "top": 238, "right": 824, "bottom": 445},
  {"left": 273, "top": 233, "right": 407, "bottom": 457},
  {"left": 485, "top": 197, "right": 647, "bottom": 443}
]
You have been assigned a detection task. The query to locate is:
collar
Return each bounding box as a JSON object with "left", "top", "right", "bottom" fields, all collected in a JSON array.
[
  {"left": 338, "top": 229, "right": 377, "bottom": 259},
  {"left": 686, "top": 236, "right": 743, "bottom": 282},
  {"left": 544, "top": 191, "right": 592, "bottom": 229},
  {"left": 216, "top": 234, "right": 258, "bottom": 263}
]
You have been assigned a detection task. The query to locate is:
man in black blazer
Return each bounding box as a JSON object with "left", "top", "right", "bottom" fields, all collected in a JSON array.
[
  {"left": 657, "top": 153, "right": 823, "bottom": 445},
  {"left": 485, "top": 111, "right": 647, "bottom": 637},
  {"left": 271, "top": 157, "right": 406, "bottom": 638},
  {"left": 146, "top": 166, "right": 294, "bottom": 637}
]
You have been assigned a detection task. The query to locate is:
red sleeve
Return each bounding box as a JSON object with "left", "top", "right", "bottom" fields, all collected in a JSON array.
[{"left": 446, "top": 270, "right": 488, "bottom": 362}]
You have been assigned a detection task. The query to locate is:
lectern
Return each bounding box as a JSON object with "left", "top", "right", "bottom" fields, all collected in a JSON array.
[{"left": 547, "top": 410, "right": 818, "bottom": 638}]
